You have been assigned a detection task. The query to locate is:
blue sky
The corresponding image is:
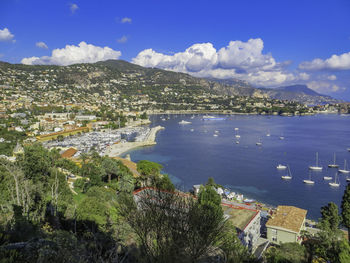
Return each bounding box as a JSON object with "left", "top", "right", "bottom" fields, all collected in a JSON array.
[{"left": 1, "top": 0, "right": 350, "bottom": 99}]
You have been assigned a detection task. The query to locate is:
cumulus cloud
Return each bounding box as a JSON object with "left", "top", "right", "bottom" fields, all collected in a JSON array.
[
  {"left": 0, "top": 28, "right": 15, "bottom": 42},
  {"left": 21, "top": 41, "right": 121, "bottom": 66},
  {"left": 327, "top": 74, "right": 337, "bottom": 80},
  {"left": 132, "top": 39, "right": 305, "bottom": 86},
  {"left": 36, "top": 41, "right": 48, "bottom": 49},
  {"left": 307, "top": 81, "right": 343, "bottom": 94},
  {"left": 299, "top": 51, "right": 350, "bottom": 71},
  {"left": 70, "top": 3, "right": 79, "bottom": 14},
  {"left": 121, "top": 17, "right": 132, "bottom": 23},
  {"left": 117, "top": 36, "right": 128, "bottom": 43}
]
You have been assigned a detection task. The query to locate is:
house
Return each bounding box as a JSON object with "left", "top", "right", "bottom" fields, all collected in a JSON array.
[
  {"left": 223, "top": 204, "right": 261, "bottom": 251},
  {"left": 266, "top": 205, "right": 307, "bottom": 244}
]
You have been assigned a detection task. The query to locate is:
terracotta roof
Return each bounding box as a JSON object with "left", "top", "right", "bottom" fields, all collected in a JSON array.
[
  {"left": 61, "top": 148, "right": 78, "bottom": 158},
  {"left": 266, "top": 205, "right": 307, "bottom": 233},
  {"left": 112, "top": 157, "right": 140, "bottom": 177}
]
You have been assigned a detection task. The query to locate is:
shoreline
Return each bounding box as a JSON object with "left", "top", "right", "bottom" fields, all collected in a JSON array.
[{"left": 105, "top": 125, "right": 164, "bottom": 157}]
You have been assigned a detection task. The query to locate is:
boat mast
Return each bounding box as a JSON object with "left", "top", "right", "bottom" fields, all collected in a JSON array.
[{"left": 316, "top": 152, "right": 319, "bottom": 167}]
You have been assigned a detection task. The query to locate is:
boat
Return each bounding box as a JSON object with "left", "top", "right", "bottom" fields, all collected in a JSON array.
[
  {"left": 328, "top": 153, "right": 339, "bottom": 168},
  {"left": 202, "top": 115, "right": 226, "bottom": 121},
  {"left": 329, "top": 172, "right": 340, "bottom": 187},
  {"left": 281, "top": 165, "right": 292, "bottom": 180},
  {"left": 339, "top": 159, "right": 350, "bottom": 174},
  {"left": 276, "top": 164, "right": 287, "bottom": 170},
  {"left": 213, "top": 134, "right": 218, "bottom": 137},
  {"left": 235, "top": 134, "right": 241, "bottom": 138},
  {"left": 190, "top": 129, "right": 194, "bottom": 132},
  {"left": 279, "top": 134, "right": 285, "bottom": 140},
  {"left": 244, "top": 199, "right": 256, "bottom": 203},
  {"left": 303, "top": 171, "right": 315, "bottom": 184},
  {"left": 190, "top": 115, "right": 195, "bottom": 119},
  {"left": 179, "top": 120, "right": 191, "bottom": 125},
  {"left": 234, "top": 128, "right": 239, "bottom": 131},
  {"left": 266, "top": 130, "right": 271, "bottom": 137},
  {"left": 309, "top": 152, "right": 323, "bottom": 171},
  {"left": 256, "top": 138, "right": 262, "bottom": 146},
  {"left": 323, "top": 176, "right": 332, "bottom": 180},
  {"left": 347, "top": 148, "right": 350, "bottom": 152},
  {"left": 235, "top": 140, "right": 239, "bottom": 144},
  {"left": 346, "top": 176, "right": 350, "bottom": 182}
]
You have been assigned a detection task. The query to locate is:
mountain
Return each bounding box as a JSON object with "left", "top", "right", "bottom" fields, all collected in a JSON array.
[
  {"left": 259, "top": 85, "right": 340, "bottom": 105},
  {"left": 0, "top": 59, "right": 341, "bottom": 105}
]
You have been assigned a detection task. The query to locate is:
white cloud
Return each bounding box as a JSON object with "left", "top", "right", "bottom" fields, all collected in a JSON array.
[
  {"left": 70, "top": 3, "right": 79, "bottom": 14},
  {"left": 117, "top": 36, "right": 128, "bottom": 43},
  {"left": 21, "top": 41, "right": 121, "bottom": 66},
  {"left": 121, "top": 17, "right": 132, "bottom": 24},
  {"left": 36, "top": 41, "right": 48, "bottom": 49},
  {"left": 307, "top": 81, "right": 342, "bottom": 94},
  {"left": 0, "top": 28, "right": 15, "bottom": 42},
  {"left": 132, "top": 39, "right": 303, "bottom": 86},
  {"left": 327, "top": 74, "right": 337, "bottom": 80},
  {"left": 299, "top": 51, "right": 350, "bottom": 71}
]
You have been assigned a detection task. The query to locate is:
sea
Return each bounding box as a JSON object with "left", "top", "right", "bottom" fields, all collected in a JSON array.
[{"left": 122, "top": 114, "right": 350, "bottom": 220}]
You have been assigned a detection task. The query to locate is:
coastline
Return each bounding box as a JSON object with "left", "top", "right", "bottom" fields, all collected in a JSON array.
[{"left": 105, "top": 125, "right": 164, "bottom": 157}]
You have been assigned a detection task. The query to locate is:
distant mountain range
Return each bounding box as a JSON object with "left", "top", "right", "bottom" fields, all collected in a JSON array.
[{"left": 0, "top": 59, "right": 342, "bottom": 105}]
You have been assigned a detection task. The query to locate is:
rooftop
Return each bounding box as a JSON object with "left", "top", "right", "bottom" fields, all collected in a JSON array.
[
  {"left": 61, "top": 147, "right": 78, "bottom": 158},
  {"left": 266, "top": 205, "right": 307, "bottom": 233},
  {"left": 223, "top": 204, "right": 259, "bottom": 231}
]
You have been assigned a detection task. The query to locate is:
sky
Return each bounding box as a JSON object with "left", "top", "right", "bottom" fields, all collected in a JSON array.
[{"left": 1, "top": 0, "right": 350, "bottom": 99}]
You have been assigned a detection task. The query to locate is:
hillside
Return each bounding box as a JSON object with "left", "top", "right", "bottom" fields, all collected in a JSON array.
[{"left": 0, "top": 59, "right": 341, "bottom": 105}]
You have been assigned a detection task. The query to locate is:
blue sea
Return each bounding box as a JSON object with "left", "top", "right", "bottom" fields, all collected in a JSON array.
[{"left": 123, "top": 114, "right": 350, "bottom": 220}]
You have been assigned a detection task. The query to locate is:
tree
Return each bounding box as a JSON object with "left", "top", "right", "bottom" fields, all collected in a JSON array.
[
  {"left": 137, "top": 160, "right": 163, "bottom": 176},
  {"left": 341, "top": 184, "right": 350, "bottom": 242},
  {"left": 101, "top": 157, "right": 119, "bottom": 183},
  {"left": 265, "top": 242, "right": 307, "bottom": 263},
  {"left": 319, "top": 202, "right": 340, "bottom": 231}
]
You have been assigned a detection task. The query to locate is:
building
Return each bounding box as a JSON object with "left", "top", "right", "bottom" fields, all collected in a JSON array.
[
  {"left": 266, "top": 205, "right": 307, "bottom": 244},
  {"left": 223, "top": 204, "right": 261, "bottom": 251}
]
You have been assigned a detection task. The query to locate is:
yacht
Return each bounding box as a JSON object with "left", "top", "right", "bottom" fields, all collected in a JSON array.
[
  {"left": 309, "top": 152, "right": 323, "bottom": 171},
  {"left": 235, "top": 140, "right": 240, "bottom": 144},
  {"left": 339, "top": 160, "right": 350, "bottom": 174},
  {"left": 179, "top": 120, "right": 191, "bottom": 125},
  {"left": 323, "top": 176, "right": 332, "bottom": 180},
  {"left": 213, "top": 134, "right": 218, "bottom": 137},
  {"left": 266, "top": 130, "right": 271, "bottom": 137},
  {"left": 346, "top": 176, "right": 350, "bottom": 182},
  {"left": 256, "top": 138, "right": 262, "bottom": 146},
  {"left": 328, "top": 153, "right": 339, "bottom": 168},
  {"left": 276, "top": 164, "right": 287, "bottom": 170},
  {"left": 190, "top": 129, "right": 194, "bottom": 132},
  {"left": 202, "top": 115, "right": 226, "bottom": 121},
  {"left": 303, "top": 171, "right": 315, "bottom": 184},
  {"left": 329, "top": 172, "right": 340, "bottom": 187},
  {"left": 281, "top": 165, "right": 292, "bottom": 180},
  {"left": 234, "top": 128, "right": 239, "bottom": 131}
]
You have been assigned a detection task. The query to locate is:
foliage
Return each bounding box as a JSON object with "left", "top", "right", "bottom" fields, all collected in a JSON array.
[
  {"left": 137, "top": 160, "right": 163, "bottom": 176},
  {"left": 264, "top": 242, "right": 307, "bottom": 263},
  {"left": 319, "top": 202, "right": 340, "bottom": 231},
  {"left": 341, "top": 184, "right": 350, "bottom": 242}
]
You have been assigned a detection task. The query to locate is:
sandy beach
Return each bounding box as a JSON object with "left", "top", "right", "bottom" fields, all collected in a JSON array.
[{"left": 105, "top": 125, "right": 164, "bottom": 157}]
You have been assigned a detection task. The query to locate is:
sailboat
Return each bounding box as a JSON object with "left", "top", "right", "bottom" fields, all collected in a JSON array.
[
  {"left": 329, "top": 172, "right": 340, "bottom": 187},
  {"left": 276, "top": 164, "right": 287, "bottom": 170},
  {"left": 309, "top": 152, "right": 323, "bottom": 171},
  {"left": 281, "top": 165, "right": 292, "bottom": 180},
  {"left": 235, "top": 130, "right": 240, "bottom": 138},
  {"left": 266, "top": 129, "right": 271, "bottom": 137},
  {"left": 328, "top": 153, "right": 339, "bottom": 168},
  {"left": 256, "top": 138, "right": 262, "bottom": 146},
  {"left": 339, "top": 159, "right": 350, "bottom": 174},
  {"left": 346, "top": 176, "right": 350, "bottom": 182},
  {"left": 323, "top": 175, "right": 332, "bottom": 180},
  {"left": 303, "top": 171, "right": 315, "bottom": 184}
]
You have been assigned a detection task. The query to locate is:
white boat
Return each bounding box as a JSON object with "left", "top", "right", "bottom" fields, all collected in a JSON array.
[
  {"left": 303, "top": 171, "right": 315, "bottom": 184},
  {"left": 276, "top": 164, "right": 287, "bottom": 170},
  {"left": 215, "top": 130, "right": 219, "bottom": 133},
  {"left": 235, "top": 134, "right": 241, "bottom": 138},
  {"left": 329, "top": 172, "right": 340, "bottom": 187},
  {"left": 179, "top": 120, "right": 191, "bottom": 125},
  {"left": 190, "top": 129, "right": 194, "bottom": 132},
  {"left": 256, "top": 138, "right": 262, "bottom": 146},
  {"left": 234, "top": 128, "right": 239, "bottom": 131},
  {"left": 328, "top": 153, "right": 339, "bottom": 168},
  {"left": 346, "top": 177, "right": 350, "bottom": 182},
  {"left": 339, "top": 159, "right": 350, "bottom": 174},
  {"left": 266, "top": 130, "right": 271, "bottom": 137},
  {"left": 281, "top": 165, "right": 292, "bottom": 180},
  {"left": 202, "top": 115, "right": 226, "bottom": 121},
  {"left": 235, "top": 141, "right": 240, "bottom": 144},
  {"left": 309, "top": 152, "right": 323, "bottom": 171},
  {"left": 190, "top": 115, "right": 195, "bottom": 119},
  {"left": 279, "top": 135, "right": 285, "bottom": 140},
  {"left": 323, "top": 176, "right": 332, "bottom": 180},
  {"left": 347, "top": 148, "right": 350, "bottom": 152},
  {"left": 213, "top": 134, "right": 218, "bottom": 137}
]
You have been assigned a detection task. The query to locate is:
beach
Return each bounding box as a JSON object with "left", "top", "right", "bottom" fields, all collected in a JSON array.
[{"left": 105, "top": 125, "right": 164, "bottom": 157}]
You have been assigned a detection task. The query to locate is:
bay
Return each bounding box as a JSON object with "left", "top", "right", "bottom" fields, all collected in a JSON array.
[{"left": 122, "top": 114, "right": 350, "bottom": 220}]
